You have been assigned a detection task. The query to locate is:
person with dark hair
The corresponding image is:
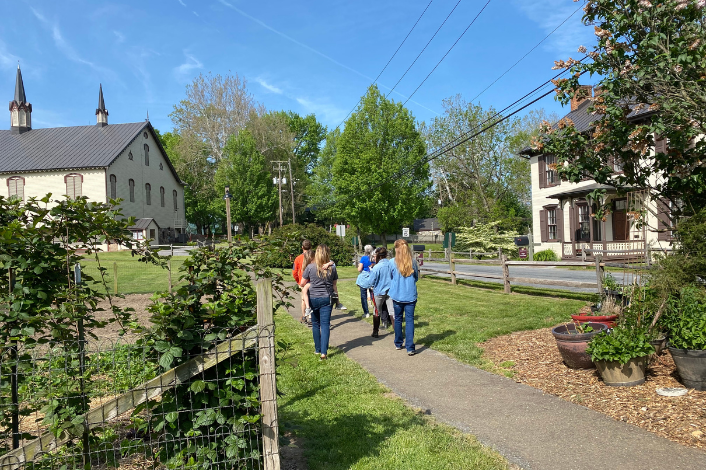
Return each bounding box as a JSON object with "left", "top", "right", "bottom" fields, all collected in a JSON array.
[
  {"left": 356, "top": 244, "right": 375, "bottom": 318},
  {"left": 368, "top": 246, "right": 394, "bottom": 338},
  {"left": 293, "top": 239, "right": 312, "bottom": 324}
]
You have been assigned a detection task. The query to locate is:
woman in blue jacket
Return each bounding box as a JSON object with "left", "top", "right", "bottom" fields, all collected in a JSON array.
[
  {"left": 389, "top": 239, "right": 418, "bottom": 355},
  {"left": 368, "top": 247, "right": 394, "bottom": 338}
]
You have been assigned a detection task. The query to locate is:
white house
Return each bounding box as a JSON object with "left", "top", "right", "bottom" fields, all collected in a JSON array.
[
  {"left": 0, "top": 66, "right": 187, "bottom": 246},
  {"left": 520, "top": 86, "right": 673, "bottom": 260}
]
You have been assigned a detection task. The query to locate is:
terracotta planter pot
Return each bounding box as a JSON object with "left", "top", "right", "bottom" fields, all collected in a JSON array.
[
  {"left": 552, "top": 322, "right": 608, "bottom": 369},
  {"left": 571, "top": 314, "right": 619, "bottom": 329},
  {"left": 595, "top": 357, "right": 648, "bottom": 387},
  {"left": 669, "top": 346, "right": 706, "bottom": 391}
]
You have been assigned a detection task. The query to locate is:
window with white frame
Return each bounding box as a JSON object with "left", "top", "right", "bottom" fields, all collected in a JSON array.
[
  {"left": 545, "top": 155, "right": 557, "bottom": 185},
  {"left": 7, "top": 176, "right": 24, "bottom": 200},
  {"left": 547, "top": 208, "right": 557, "bottom": 240},
  {"left": 65, "top": 174, "right": 82, "bottom": 200},
  {"left": 578, "top": 204, "right": 590, "bottom": 241}
]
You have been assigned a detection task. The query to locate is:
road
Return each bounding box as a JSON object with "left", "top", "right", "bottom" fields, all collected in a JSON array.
[{"left": 421, "top": 260, "right": 638, "bottom": 293}]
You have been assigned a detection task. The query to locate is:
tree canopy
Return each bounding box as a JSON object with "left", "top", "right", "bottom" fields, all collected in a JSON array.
[
  {"left": 330, "top": 85, "right": 430, "bottom": 244},
  {"left": 539, "top": 0, "right": 706, "bottom": 222}
]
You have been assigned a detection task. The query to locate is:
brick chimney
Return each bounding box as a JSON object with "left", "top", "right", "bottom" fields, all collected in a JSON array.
[{"left": 571, "top": 85, "right": 593, "bottom": 111}]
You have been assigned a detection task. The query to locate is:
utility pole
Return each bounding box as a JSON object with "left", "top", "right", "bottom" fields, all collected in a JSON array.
[
  {"left": 272, "top": 161, "right": 289, "bottom": 227},
  {"left": 288, "top": 157, "right": 296, "bottom": 225},
  {"left": 224, "top": 186, "right": 233, "bottom": 246}
]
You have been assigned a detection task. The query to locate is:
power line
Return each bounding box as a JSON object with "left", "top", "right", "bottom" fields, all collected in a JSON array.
[
  {"left": 333, "top": 0, "right": 436, "bottom": 132},
  {"left": 402, "top": 0, "right": 493, "bottom": 107},
  {"left": 468, "top": 3, "right": 584, "bottom": 104}
]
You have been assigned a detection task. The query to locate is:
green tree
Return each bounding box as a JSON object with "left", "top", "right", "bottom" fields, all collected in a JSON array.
[
  {"left": 332, "top": 86, "right": 431, "bottom": 245},
  {"left": 307, "top": 128, "right": 340, "bottom": 222},
  {"left": 422, "top": 97, "right": 551, "bottom": 232},
  {"left": 539, "top": 0, "right": 706, "bottom": 222},
  {"left": 215, "top": 131, "right": 278, "bottom": 236}
]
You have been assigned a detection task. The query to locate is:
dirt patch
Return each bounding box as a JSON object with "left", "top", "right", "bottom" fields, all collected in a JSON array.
[
  {"left": 481, "top": 327, "right": 706, "bottom": 449},
  {"left": 93, "top": 294, "right": 155, "bottom": 341},
  {"left": 280, "top": 431, "right": 308, "bottom": 470}
]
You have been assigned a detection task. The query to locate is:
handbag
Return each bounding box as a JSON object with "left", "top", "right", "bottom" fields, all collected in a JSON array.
[{"left": 356, "top": 271, "right": 373, "bottom": 289}]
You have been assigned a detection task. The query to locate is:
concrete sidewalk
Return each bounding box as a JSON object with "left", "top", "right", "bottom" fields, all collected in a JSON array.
[{"left": 283, "top": 285, "right": 706, "bottom": 470}]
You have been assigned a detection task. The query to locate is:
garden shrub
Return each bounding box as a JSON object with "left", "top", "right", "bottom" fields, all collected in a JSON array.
[
  {"left": 256, "top": 223, "right": 355, "bottom": 268},
  {"left": 663, "top": 286, "right": 706, "bottom": 350},
  {"left": 454, "top": 221, "right": 519, "bottom": 258},
  {"left": 533, "top": 249, "right": 559, "bottom": 262}
]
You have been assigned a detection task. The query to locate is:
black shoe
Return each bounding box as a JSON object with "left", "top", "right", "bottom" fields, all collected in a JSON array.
[
  {"left": 408, "top": 350, "right": 416, "bottom": 356},
  {"left": 372, "top": 331, "right": 379, "bottom": 338}
]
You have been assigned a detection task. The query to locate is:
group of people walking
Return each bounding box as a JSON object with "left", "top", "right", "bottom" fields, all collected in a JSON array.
[{"left": 292, "top": 238, "right": 419, "bottom": 361}]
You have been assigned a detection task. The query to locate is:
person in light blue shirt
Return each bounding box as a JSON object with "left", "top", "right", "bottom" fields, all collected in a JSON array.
[
  {"left": 368, "top": 247, "right": 394, "bottom": 337},
  {"left": 389, "top": 239, "right": 419, "bottom": 355},
  {"left": 356, "top": 245, "right": 375, "bottom": 318}
]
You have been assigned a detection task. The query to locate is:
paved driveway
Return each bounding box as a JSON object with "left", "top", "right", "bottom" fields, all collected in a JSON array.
[{"left": 421, "top": 261, "right": 638, "bottom": 293}]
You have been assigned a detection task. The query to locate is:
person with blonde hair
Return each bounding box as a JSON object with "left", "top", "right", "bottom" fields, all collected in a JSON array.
[
  {"left": 301, "top": 244, "right": 339, "bottom": 360},
  {"left": 389, "top": 239, "right": 419, "bottom": 355}
]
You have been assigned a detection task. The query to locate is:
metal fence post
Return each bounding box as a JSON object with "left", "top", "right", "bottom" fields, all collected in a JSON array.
[
  {"left": 8, "top": 268, "right": 19, "bottom": 449},
  {"left": 256, "top": 279, "right": 280, "bottom": 470},
  {"left": 168, "top": 259, "right": 172, "bottom": 293},
  {"left": 501, "top": 255, "right": 511, "bottom": 294},
  {"left": 113, "top": 262, "right": 118, "bottom": 295},
  {"left": 449, "top": 255, "right": 456, "bottom": 285}
]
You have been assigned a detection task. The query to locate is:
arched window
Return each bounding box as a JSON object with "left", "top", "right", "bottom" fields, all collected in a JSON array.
[
  {"left": 144, "top": 144, "right": 150, "bottom": 166},
  {"left": 173, "top": 190, "right": 178, "bottom": 211},
  {"left": 109, "top": 174, "right": 117, "bottom": 199},
  {"left": 145, "top": 183, "right": 151, "bottom": 205},
  {"left": 7, "top": 176, "right": 25, "bottom": 201},
  {"left": 160, "top": 186, "right": 165, "bottom": 207},
  {"left": 65, "top": 173, "right": 83, "bottom": 200},
  {"left": 129, "top": 179, "right": 135, "bottom": 202}
]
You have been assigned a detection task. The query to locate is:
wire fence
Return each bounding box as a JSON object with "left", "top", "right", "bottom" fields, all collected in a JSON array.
[
  {"left": 81, "top": 258, "right": 187, "bottom": 295},
  {"left": 0, "top": 323, "right": 277, "bottom": 470}
]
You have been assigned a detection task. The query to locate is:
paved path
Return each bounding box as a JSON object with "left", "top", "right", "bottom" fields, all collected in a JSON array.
[
  {"left": 422, "top": 261, "right": 639, "bottom": 293},
  {"left": 284, "top": 283, "right": 705, "bottom": 470}
]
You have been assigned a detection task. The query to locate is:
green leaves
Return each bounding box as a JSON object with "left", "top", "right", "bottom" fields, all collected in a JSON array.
[
  {"left": 664, "top": 287, "right": 706, "bottom": 350},
  {"left": 587, "top": 326, "right": 655, "bottom": 364}
]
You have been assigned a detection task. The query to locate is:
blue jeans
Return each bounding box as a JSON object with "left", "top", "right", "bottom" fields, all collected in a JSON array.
[
  {"left": 359, "top": 287, "right": 369, "bottom": 316},
  {"left": 393, "top": 301, "right": 416, "bottom": 352},
  {"left": 310, "top": 296, "right": 332, "bottom": 356}
]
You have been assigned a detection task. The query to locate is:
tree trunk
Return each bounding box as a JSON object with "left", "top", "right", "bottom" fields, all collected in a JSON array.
[
  {"left": 381, "top": 232, "right": 387, "bottom": 248},
  {"left": 357, "top": 228, "right": 362, "bottom": 252}
]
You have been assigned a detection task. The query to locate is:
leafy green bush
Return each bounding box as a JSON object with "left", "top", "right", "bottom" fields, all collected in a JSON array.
[
  {"left": 454, "top": 221, "right": 519, "bottom": 258},
  {"left": 587, "top": 326, "right": 654, "bottom": 364},
  {"left": 663, "top": 286, "right": 706, "bottom": 350},
  {"left": 256, "top": 224, "right": 354, "bottom": 268},
  {"left": 533, "top": 249, "right": 558, "bottom": 262}
]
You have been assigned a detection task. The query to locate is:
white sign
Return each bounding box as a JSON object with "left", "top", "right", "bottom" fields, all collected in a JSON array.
[
  {"left": 336, "top": 224, "right": 346, "bottom": 237},
  {"left": 402, "top": 227, "right": 410, "bottom": 237}
]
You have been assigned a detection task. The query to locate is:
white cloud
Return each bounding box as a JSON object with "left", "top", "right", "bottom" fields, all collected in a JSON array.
[
  {"left": 175, "top": 51, "right": 203, "bottom": 76},
  {"left": 256, "top": 78, "right": 283, "bottom": 94},
  {"left": 113, "top": 30, "right": 125, "bottom": 44},
  {"left": 514, "top": 0, "right": 595, "bottom": 59},
  {"left": 193, "top": 11, "right": 199, "bottom": 17},
  {"left": 0, "top": 41, "right": 21, "bottom": 71},
  {"left": 294, "top": 96, "right": 347, "bottom": 126},
  {"left": 177, "top": 0, "right": 186, "bottom": 6}
]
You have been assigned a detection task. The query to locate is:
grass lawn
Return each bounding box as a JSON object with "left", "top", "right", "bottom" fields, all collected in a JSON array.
[
  {"left": 275, "top": 312, "right": 510, "bottom": 470},
  {"left": 336, "top": 278, "right": 587, "bottom": 371},
  {"left": 81, "top": 251, "right": 188, "bottom": 295}
]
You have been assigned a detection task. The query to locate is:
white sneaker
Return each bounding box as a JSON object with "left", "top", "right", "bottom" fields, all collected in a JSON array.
[
  {"left": 337, "top": 303, "right": 347, "bottom": 310},
  {"left": 305, "top": 307, "right": 312, "bottom": 317},
  {"left": 364, "top": 313, "right": 370, "bottom": 318}
]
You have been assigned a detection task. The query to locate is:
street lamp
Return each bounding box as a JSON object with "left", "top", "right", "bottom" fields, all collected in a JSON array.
[{"left": 224, "top": 186, "right": 233, "bottom": 245}]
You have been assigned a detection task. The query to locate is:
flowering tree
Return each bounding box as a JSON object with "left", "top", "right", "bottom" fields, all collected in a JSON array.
[
  {"left": 454, "top": 221, "right": 519, "bottom": 258},
  {"left": 536, "top": 0, "right": 706, "bottom": 224}
]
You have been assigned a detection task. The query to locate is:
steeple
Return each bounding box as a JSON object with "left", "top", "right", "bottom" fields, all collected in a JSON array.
[
  {"left": 96, "top": 83, "right": 108, "bottom": 127},
  {"left": 9, "top": 64, "right": 31, "bottom": 134}
]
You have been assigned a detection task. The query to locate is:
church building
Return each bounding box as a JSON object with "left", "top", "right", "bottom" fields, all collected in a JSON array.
[{"left": 0, "top": 66, "right": 187, "bottom": 246}]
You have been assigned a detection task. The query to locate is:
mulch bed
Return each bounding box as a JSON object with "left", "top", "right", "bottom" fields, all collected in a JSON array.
[{"left": 481, "top": 327, "right": 706, "bottom": 449}]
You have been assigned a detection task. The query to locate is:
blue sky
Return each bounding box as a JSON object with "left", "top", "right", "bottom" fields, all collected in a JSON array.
[{"left": 0, "top": 0, "right": 597, "bottom": 133}]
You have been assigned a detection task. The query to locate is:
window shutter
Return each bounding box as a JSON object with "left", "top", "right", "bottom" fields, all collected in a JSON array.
[
  {"left": 539, "top": 210, "right": 548, "bottom": 242},
  {"left": 556, "top": 206, "right": 564, "bottom": 242},
  {"left": 655, "top": 136, "right": 666, "bottom": 154},
  {"left": 657, "top": 199, "right": 671, "bottom": 241},
  {"left": 538, "top": 156, "right": 546, "bottom": 188},
  {"left": 568, "top": 205, "right": 576, "bottom": 241}
]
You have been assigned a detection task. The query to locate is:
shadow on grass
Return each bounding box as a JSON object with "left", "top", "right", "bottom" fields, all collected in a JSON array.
[{"left": 416, "top": 329, "right": 455, "bottom": 348}]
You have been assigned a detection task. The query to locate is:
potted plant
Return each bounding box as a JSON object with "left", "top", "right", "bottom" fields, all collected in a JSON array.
[
  {"left": 663, "top": 286, "right": 706, "bottom": 391},
  {"left": 571, "top": 297, "right": 622, "bottom": 328},
  {"left": 552, "top": 322, "right": 608, "bottom": 369},
  {"left": 587, "top": 325, "right": 654, "bottom": 387}
]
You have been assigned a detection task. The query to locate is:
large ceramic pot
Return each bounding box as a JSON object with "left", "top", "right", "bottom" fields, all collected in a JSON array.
[
  {"left": 595, "top": 357, "right": 648, "bottom": 387},
  {"left": 552, "top": 322, "right": 608, "bottom": 369},
  {"left": 571, "top": 313, "right": 619, "bottom": 329},
  {"left": 668, "top": 347, "right": 706, "bottom": 391}
]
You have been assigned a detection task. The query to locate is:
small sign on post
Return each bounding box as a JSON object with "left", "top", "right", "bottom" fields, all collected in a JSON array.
[
  {"left": 402, "top": 227, "right": 410, "bottom": 238},
  {"left": 519, "top": 247, "right": 528, "bottom": 259},
  {"left": 335, "top": 224, "right": 346, "bottom": 238}
]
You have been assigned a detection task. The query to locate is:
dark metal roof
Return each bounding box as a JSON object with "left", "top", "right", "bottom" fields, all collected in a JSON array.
[
  {"left": 129, "top": 218, "right": 158, "bottom": 230},
  {"left": 14, "top": 66, "right": 26, "bottom": 104},
  {"left": 546, "top": 183, "right": 620, "bottom": 200},
  {"left": 0, "top": 122, "right": 184, "bottom": 185},
  {"left": 97, "top": 84, "right": 106, "bottom": 112}
]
